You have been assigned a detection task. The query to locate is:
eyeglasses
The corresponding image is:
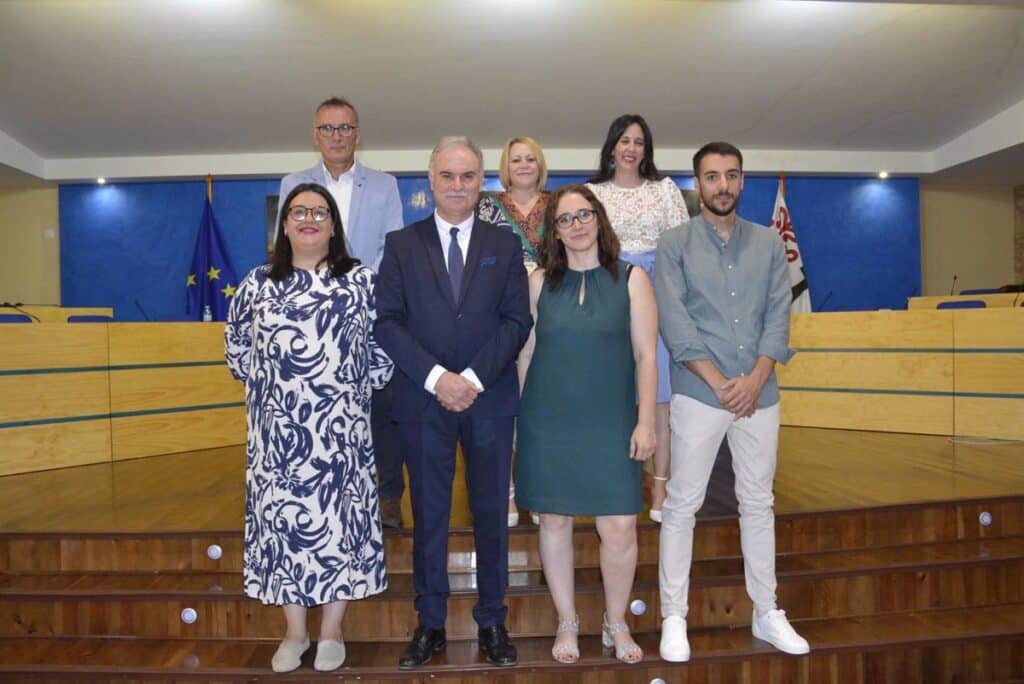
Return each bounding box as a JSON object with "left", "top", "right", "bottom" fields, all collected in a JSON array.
[
  {"left": 287, "top": 206, "right": 331, "bottom": 222},
  {"left": 554, "top": 208, "right": 597, "bottom": 229},
  {"left": 315, "top": 123, "right": 358, "bottom": 138}
]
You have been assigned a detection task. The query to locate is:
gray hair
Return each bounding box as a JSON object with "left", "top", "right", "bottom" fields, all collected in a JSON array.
[{"left": 429, "top": 136, "right": 484, "bottom": 172}]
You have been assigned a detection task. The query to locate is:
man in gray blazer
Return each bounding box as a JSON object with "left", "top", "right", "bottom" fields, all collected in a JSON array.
[{"left": 278, "top": 96, "right": 405, "bottom": 527}]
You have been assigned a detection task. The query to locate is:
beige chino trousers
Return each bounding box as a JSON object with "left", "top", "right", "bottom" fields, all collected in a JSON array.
[{"left": 659, "top": 394, "right": 780, "bottom": 619}]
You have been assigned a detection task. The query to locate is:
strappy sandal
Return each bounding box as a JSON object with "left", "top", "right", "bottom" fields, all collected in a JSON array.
[
  {"left": 601, "top": 613, "right": 643, "bottom": 664},
  {"left": 551, "top": 614, "right": 580, "bottom": 664}
]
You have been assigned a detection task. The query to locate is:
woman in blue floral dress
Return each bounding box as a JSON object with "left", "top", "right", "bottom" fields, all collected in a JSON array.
[{"left": 225, "top": 183, "right": 393, "bottom": 673}]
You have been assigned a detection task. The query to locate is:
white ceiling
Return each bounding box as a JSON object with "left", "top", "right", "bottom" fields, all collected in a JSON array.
[{"left": 2, "top": 0, "right": 1024, "bottom": 182}]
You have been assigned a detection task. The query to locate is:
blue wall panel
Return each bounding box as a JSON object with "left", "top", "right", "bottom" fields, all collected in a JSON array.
[
  {"left": 61, "top": 173, "right": 919, "bottom": 320},
  {"left": 60, "top": 179, "right": 277, "bottom": 321}
]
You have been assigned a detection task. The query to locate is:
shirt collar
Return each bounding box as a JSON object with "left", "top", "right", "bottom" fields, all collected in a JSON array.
[
  {"left": 320, "top": 160, "right": 358, "bottom": 184},
  {"left": 695, "top": 213, "right": 745, "bottom": 243},
  {"left": 434, "top": 210, "right": 474, "bottom": 235}
]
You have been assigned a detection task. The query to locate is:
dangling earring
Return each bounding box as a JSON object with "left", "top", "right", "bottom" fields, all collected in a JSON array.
[
  {"left": 609, "top": 158, "right": 616, "bottom": 170},
  {"left": 639, "top": 159, "right": 649, "bottom": 175}
]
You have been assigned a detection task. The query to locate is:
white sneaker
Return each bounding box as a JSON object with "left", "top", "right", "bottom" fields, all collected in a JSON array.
[
  {"left": 752, "top": 609, "right": 810, "bottom": 655},
  {"left": 659, "top": 616, "right": 690, "bottom": 662}
]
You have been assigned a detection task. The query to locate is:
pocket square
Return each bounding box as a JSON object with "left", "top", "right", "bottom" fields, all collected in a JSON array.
[{"left": 480, "top": 256, "right": 497, "bottom": 266}]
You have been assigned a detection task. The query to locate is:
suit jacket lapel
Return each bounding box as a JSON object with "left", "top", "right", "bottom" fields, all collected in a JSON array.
[
  {"left": 313, "top": 163, "right": 329, "bottom": 186},
  {"left": 415, "top": 219, "right": 456, "bottom": 309},
  {"left": 458, "top": 219, "right": 488, "bottom": 305}
]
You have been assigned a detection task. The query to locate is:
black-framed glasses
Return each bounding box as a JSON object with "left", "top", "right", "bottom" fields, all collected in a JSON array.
[
  {"left": 287, "top": 206, "right": 331, "bottom": 223},
  {"left": 315, "top": 123, "right": 358, "bottom": 138},
  {"left": 554, "top": 208, "right": 597, "bottom": 229}
]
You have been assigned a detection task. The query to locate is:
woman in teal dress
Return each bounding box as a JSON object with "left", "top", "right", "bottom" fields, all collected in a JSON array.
[{"left": 515, "top": 184, "right": 658, "bottom": 665}]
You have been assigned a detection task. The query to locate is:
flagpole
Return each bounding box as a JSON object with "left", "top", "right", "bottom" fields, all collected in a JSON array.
[
  {"left": 206, "top": 174, "right": 213, "bottom": 203},
  {"left": 779, "top": 170, "right": 786, "bottom": 197}
]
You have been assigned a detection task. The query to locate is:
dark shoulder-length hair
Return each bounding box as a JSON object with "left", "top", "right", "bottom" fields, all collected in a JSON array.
[
  {"left": 587, "top": 113, "right": 664, "bottom": 184},
  {"left": 269, "top": 182, "right": 358, "bottom": 281},
  {"left": 539, "top": 184, "right": 621, "bottom": 292}
]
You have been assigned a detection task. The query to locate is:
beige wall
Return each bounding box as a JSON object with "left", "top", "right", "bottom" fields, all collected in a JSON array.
[
  {"left": 920, "top": 184, "right": 1016, "bottom": 296},
  {"left": 0, "top": 186, "right": 60, "bottom": 305}
]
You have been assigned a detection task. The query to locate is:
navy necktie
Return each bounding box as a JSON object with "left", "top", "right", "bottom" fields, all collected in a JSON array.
[{"left": 447, "top": 226, "right": 464, "bottom": 301}]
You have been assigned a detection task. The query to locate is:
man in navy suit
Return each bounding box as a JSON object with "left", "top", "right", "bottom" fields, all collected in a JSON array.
[
  {"left": 375, "top": 136, "right": 531, "bottom": 669},
  {"left": 278, "top": 97, "right": 406, "bottom": 529}
]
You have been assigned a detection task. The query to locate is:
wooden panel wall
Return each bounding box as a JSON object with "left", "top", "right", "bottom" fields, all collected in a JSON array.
[
  {"left": 779, "top": 312, "right": 954, "bottom": 434},
  {"left": 0, "top": 323, "right": 243, "bottom": 475},
  {"left": 953, "top": 308, "right": 1024, "bottom": 440},
  {"left": 107, "top": 324, "right": 243, "bottom": 460},
  {"left": 0, "top": 325, "right": 111, "bottom": 476}
]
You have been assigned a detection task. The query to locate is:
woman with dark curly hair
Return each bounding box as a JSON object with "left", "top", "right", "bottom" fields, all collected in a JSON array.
[{"left": 225, "top": 182, "right": 393, "bottom": 673}]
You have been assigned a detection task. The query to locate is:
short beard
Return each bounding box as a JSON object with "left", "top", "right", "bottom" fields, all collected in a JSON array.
[{"left": 702, "top": 193, "right": 737, "bottom": 217}]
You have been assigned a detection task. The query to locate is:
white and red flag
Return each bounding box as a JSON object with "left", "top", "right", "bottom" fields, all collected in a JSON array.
[{"left": 770, "top": 175, "right": 812, "bottom": 313}]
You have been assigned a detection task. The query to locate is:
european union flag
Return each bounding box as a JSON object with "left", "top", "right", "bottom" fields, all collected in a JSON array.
[{"left": 186, "top": 198, "right": 238, "bottom": 321}]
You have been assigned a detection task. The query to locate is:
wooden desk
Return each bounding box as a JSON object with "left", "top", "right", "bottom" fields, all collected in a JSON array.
[
  {"left": 908, "top": 293, "right": 1021, "bottom": 309},
  {"left": 779, "top": 309, "right": 1024, "bottom": 439},
  {"left": 0, "top": 306, "right": 114, "bottom": 322},
  {"left": 779, "top": 311, "right": 953, "bottom": 434},
  {"left": 2, "top": 312, "right": 1021, "bottom": 477},
  {"left": 0, "top": 323, "right": 242, "bottom": 477}
]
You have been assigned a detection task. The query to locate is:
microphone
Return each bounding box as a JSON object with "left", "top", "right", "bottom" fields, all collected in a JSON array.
[
  {"left": 949, "top": 274, "right": 958, "bottom": 296},
  {"left": 2, "top": 301, "right": 40, "bottom": 322},
  {"left": 814, "top": 290, "right": 833, "bottom": 312},
  {"left": 133, "top": 298, "right": 152, "bottom": 321}
]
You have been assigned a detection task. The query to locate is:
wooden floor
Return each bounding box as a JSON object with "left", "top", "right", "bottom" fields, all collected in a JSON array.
[
  {"left": 2, "top": 426, "right": 1024, "bottom": 681},
  {"left": 0, "top": 426, "right": 1022, "bottom": 532}
]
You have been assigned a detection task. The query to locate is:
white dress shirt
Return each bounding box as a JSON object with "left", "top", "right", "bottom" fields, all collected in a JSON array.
[
  {"left": 424, "top": 210, "right": 484, "bottom": 395},
  {"left": 321, "top": 162, "right": 355, "bottom": 229}
]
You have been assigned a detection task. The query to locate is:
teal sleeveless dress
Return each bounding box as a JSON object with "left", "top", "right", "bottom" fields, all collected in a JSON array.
[{"left": 515, "top": 262, "right": 642, "bottom": 515}]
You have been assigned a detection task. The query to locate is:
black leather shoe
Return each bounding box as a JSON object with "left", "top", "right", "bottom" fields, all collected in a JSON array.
[
  {"left": 398, "top": 627, "right": 446, "bottom": 669},
  {"left": 478, "top": 624, "right": 518, "bottom": 666}
]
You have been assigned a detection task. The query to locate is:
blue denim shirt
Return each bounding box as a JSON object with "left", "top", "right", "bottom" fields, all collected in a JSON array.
[{"left": 654, "top": 215, "right": 794, "bottom": 409}]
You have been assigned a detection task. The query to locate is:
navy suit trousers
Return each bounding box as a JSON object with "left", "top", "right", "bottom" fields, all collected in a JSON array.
[{"left": 399, "top": 402, "right": 513, "bottom": 630}]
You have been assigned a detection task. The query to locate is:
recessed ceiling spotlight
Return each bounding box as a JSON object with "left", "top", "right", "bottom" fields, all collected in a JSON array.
[
  {"left": 97, "top": 177, "right": 107, "bottom": 185},
  {"left": 878, "top": 171, "right": 889, "bottom": 179}
]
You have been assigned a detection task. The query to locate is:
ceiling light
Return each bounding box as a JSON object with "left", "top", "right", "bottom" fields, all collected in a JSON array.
[
  {"left": 877, "top": 171, "right": 889, "bottom": 179},
  {"left": 97, "top": 177, "right": 107, "bottom": 185}
]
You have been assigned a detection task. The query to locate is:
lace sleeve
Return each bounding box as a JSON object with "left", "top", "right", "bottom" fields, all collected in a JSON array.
[{"left": 661, "top": 177, "right": 690, "bottom": 229}]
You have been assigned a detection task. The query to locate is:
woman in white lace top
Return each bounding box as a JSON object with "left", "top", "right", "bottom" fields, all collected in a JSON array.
[{"left": 586, "top": 114, "right": 689, "bottom": 524}]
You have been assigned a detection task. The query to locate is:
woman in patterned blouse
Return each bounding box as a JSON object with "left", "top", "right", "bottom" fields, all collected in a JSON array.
[
  {"left": 476, "top": 136, "right": 550, "bottom": 269},
  {"left": 587, "top": 115, "right": 690, "bottom": 524},
  {"left": 225, "top": 183, "right": 394, "bottom": 674}
]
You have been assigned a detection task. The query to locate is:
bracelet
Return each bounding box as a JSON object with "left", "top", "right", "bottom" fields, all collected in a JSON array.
[{"left": 653, "top": 475, "right": 669, "bottom": 482}]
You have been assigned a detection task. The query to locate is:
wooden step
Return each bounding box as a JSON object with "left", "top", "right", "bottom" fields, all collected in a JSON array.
[
  {"left": 2, "top": 495, "right": 1020, "bottom": 573},
  {"left": 2, "top": 537, "right": 1021, "bottom": 640},
  {"left": 0, "top": 603, "right": 1021, "bottom": 683}
]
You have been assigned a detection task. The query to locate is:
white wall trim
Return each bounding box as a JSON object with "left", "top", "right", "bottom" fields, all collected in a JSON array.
[
  {"left": 38, "top": 147, "right": 933, "bottom": 182},
  {"left": 931, "top": 96, "right": 1024, "bottom": 173},
  {"left": 0, "top": 130, "right": 44, "bottom": 178}
]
